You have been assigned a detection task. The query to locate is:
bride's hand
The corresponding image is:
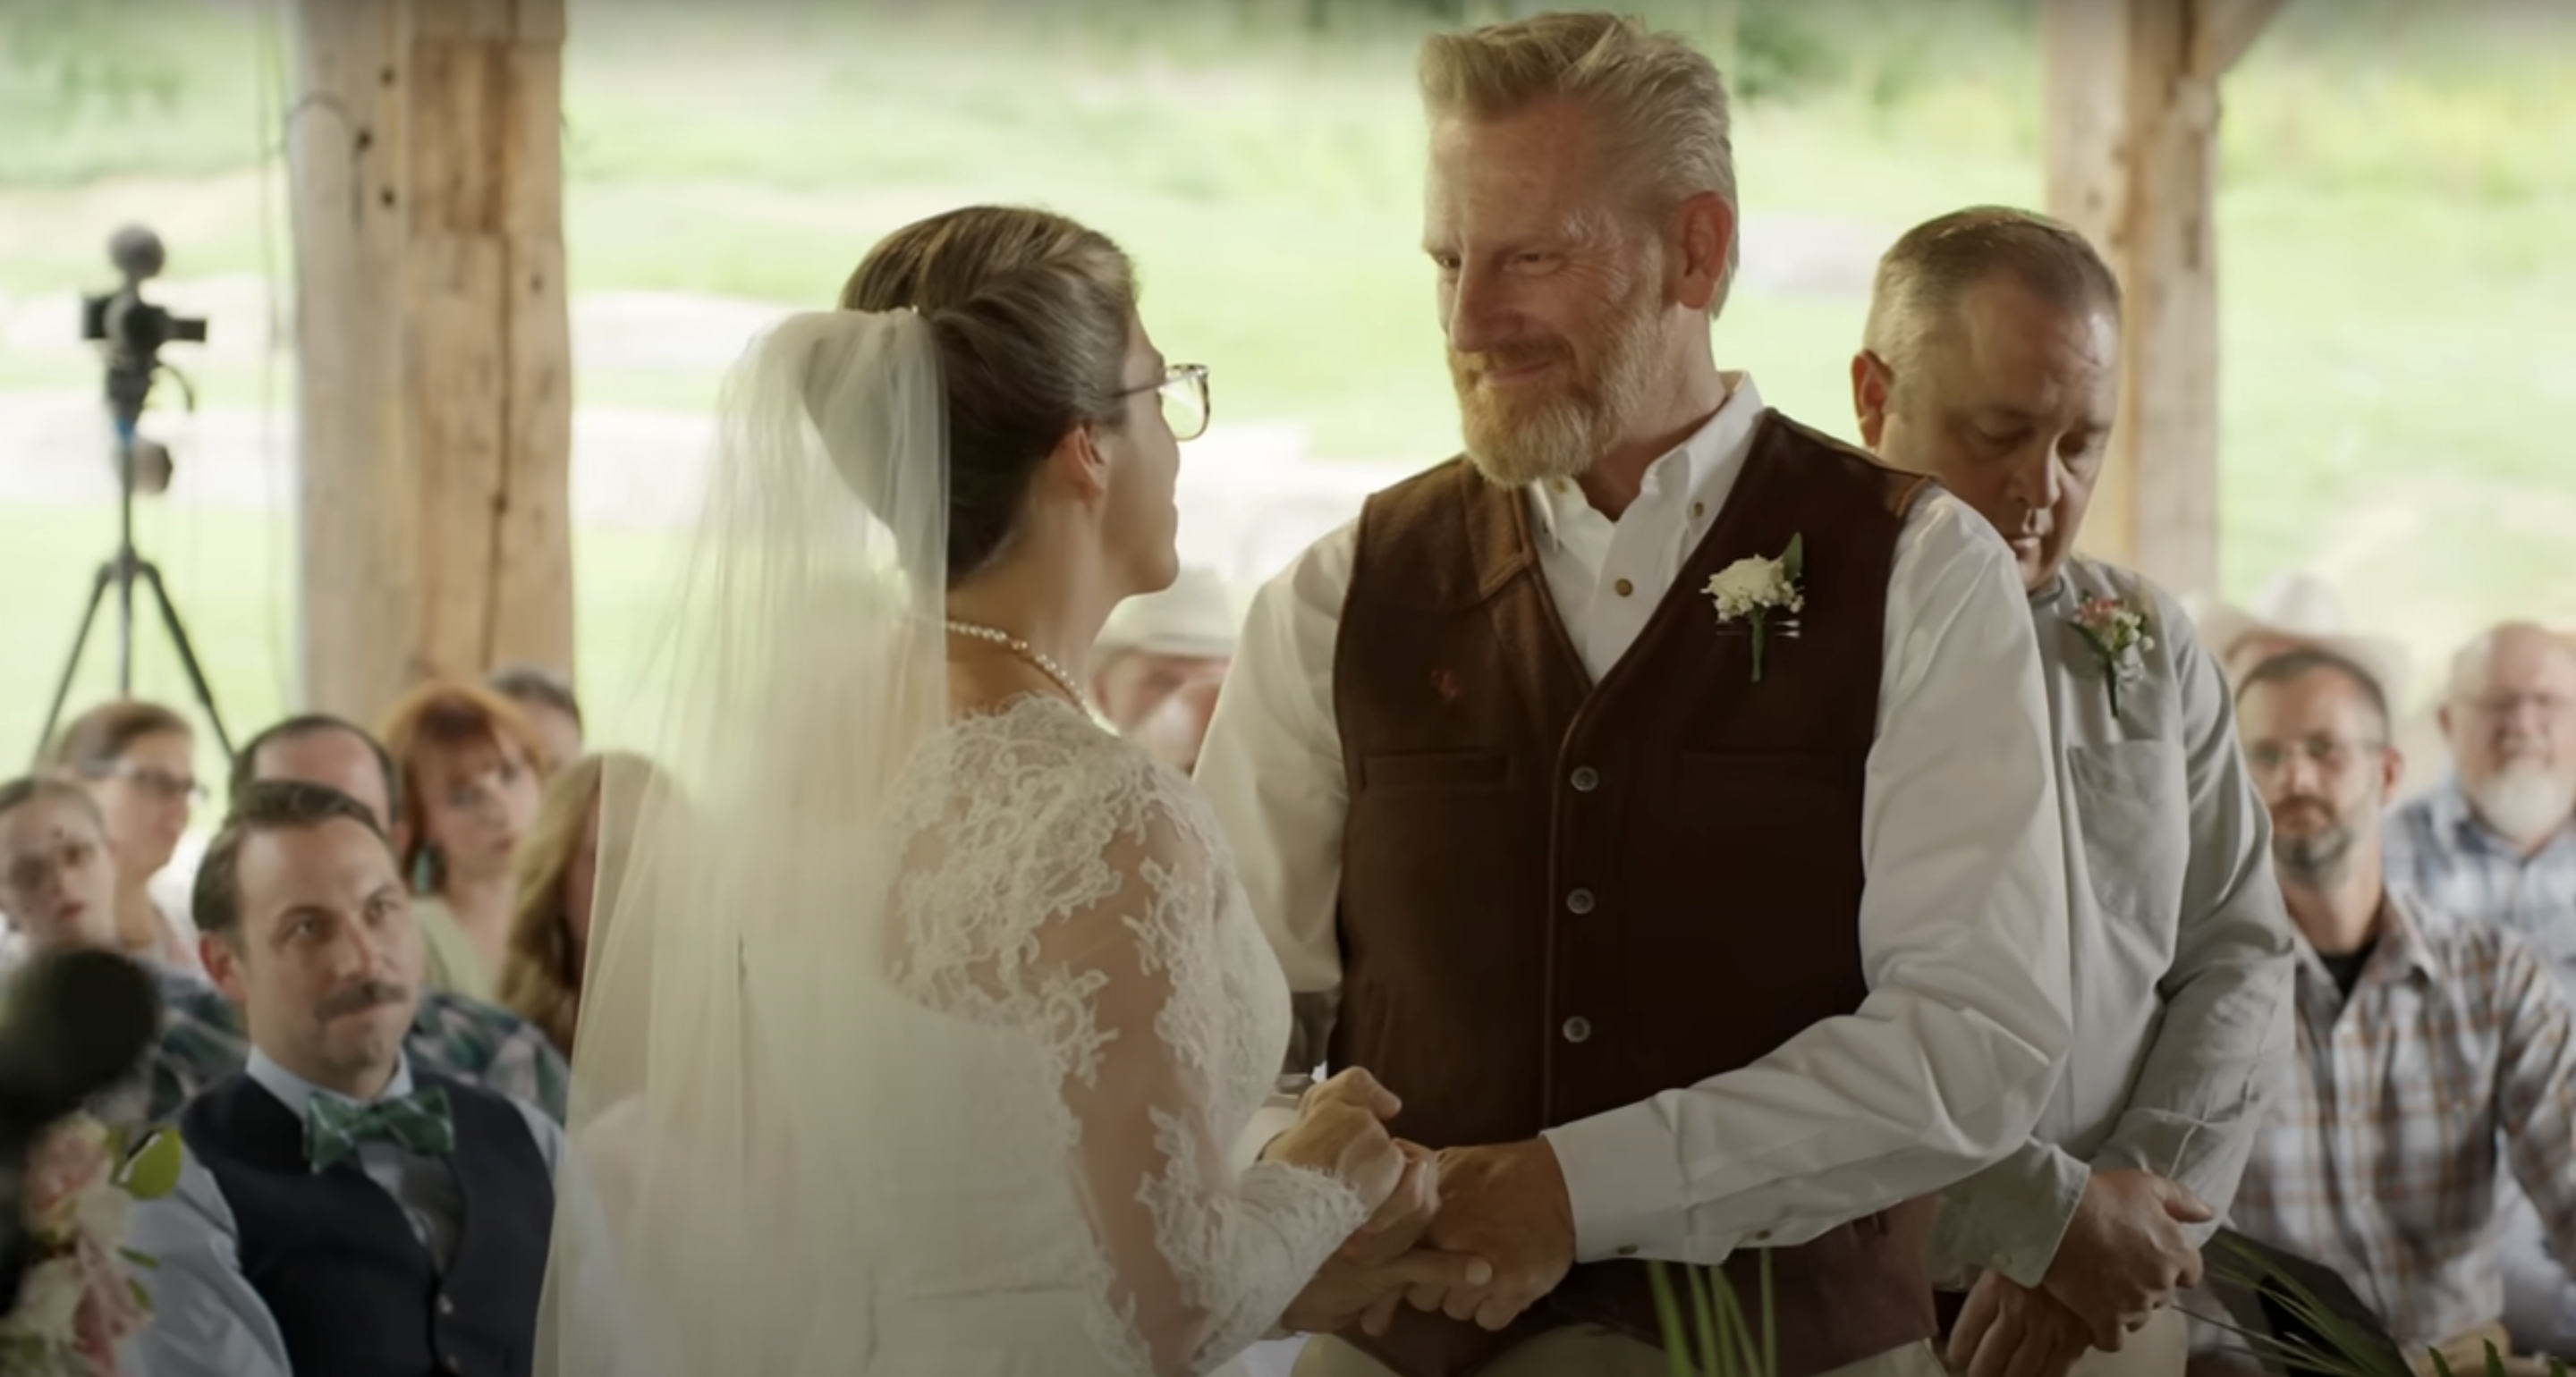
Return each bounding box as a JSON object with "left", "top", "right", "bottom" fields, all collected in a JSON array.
[
  {"left": 1342, "top": 1141, "right": 1439, "bottom": 1266},
  {"left": 1265, "top": 1069, "right": 1408, "bottom": 1207}
]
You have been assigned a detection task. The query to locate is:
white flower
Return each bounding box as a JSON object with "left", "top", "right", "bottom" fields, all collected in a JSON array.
[
  {"left": 9, "top": 1257, "right": 83, "bottom": 1341},
  {"left": 1704, "top": 556, "right": 1803, "bottom": 621},
  {"left": 72, "top": 1176, "right": 131, "bottom": 1248}
]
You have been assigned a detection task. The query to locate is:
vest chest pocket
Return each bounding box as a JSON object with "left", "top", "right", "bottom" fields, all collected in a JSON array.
[{"left": 2065, "top": 740, "right": 2190, "bottom": 938}]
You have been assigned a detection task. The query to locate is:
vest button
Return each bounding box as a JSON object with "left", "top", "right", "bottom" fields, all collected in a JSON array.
[
  {"left": 1565, "top": 888, "right": 1596, "bottom": 915},
  {"left": 438, "top": 1294, "right": 455, "bottom": 1316},
  {"left": 1570, "top": 766, "right": 1599, "bottom": 792},
  {"left": 1563, "top": 1017, "right": 1593, "bottom": 1043}
]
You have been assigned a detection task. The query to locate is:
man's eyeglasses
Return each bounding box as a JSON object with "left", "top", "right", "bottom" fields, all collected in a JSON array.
[
  {"left": 2245, "top": 736, "right": 2385, "bottom": 780},
  {"left": 1117, "top": 363, "right": 1211, "bottom": 443}
]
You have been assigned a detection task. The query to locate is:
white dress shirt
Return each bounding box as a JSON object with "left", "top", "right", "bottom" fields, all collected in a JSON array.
[{"left": 1198, "top": 375, "right": 2073, "bottom": 1264}]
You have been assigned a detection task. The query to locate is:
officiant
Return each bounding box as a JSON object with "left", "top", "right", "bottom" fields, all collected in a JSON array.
[
  {"left": 1850, "top": 207, "right": 2296, "bottom": 1377},
  {"left": 1199, "top": 13, "right": 2077, "bottom": 1377}
]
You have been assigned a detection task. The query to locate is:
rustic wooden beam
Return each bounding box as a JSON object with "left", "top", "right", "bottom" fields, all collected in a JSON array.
[
  {"left": 2040, "top": 0, "right": 2281, "bottom": 598},
  {"left": 289, "top": 0, "right": 572, "bottom": 722}
]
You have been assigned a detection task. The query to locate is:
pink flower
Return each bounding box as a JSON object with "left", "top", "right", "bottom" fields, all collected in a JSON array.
[
  {"left": 70, "top": 1231, "right": 145, "bottom": 1375},
  {"left": 22, "top": 1120, "right": 113, "bottom": 1240}
]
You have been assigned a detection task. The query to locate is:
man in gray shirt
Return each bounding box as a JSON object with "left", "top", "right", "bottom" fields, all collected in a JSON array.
[{"left": 1851, "top": 207, "right": 2295, "bottom": 1377}]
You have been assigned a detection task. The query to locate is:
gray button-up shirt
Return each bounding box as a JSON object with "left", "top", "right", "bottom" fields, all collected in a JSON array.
[{"left": 1931, "top": 557, "right": 2297, "bottom": 1287}]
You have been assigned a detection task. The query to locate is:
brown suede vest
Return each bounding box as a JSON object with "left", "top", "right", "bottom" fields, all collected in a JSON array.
[{"left": 1329, "top": 412, "right": 1939, "bottom": 1377}]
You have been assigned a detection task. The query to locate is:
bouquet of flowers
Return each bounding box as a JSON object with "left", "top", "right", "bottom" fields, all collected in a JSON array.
[{"left": 0, "top": 1117, "right": 180, "bottom": 1377}]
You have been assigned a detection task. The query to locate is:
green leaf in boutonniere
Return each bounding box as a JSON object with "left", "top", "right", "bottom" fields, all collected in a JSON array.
[{"left": 1704, "top": 534, "right": 1807, "bottom": 684}]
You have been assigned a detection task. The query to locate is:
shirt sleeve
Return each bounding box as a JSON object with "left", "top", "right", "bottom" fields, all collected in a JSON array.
[
  {"left": 120, "top": 1146, "right": 293, "bottom": 1377},
  {"left": 1543, "top": 493, "right": 2075, "bottom": 1263},
  {"left": 1194, "top": 523, "right": 1358, "bottom": 1014},
  {"left": 2490, "top": 925, "right": 2576, "bottom": 1271}
]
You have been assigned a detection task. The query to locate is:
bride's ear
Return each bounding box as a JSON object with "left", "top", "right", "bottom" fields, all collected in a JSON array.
[{"left": 1045, "top": 423, "right": 1111, "bottom": 503}]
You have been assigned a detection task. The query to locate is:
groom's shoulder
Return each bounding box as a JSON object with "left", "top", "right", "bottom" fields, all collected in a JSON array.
[{"left": 1750, "top": 409, "right": 1937, "bottom": 519}]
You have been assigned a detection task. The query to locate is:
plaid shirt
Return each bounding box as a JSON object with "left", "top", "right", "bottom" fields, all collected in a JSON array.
[
  {"left": 132, "top": 964, "right": 568, "bottom": 1128},
  {"left": 2231, "top": 888, "right": 2576, "bottom": 1347},
  {"left": 2385, "top": 780, "right": 2576, "bottom": 984}
]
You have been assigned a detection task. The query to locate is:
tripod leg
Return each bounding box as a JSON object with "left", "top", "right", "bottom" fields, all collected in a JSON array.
[
  {"left": 34, "top": 563, "right": 116, "bottom": 767},
  {"left": 132, "top": 561, "right": 233, "bottom": 761}
]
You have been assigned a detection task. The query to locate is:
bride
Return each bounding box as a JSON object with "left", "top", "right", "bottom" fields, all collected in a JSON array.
[{"left": 534, "top": 207, "right": 1487, "bottom": 1376}]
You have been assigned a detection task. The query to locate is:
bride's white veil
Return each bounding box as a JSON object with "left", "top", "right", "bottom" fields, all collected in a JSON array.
[{"left": 535, "top": 308, "right": 948, "bottom": 1374}]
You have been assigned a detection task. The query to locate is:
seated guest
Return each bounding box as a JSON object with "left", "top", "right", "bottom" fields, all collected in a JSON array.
[
  {"left": 2231, "top": 648, "right": 2576, "bottom": 1370},
  {"left": 46, "top": 699, "right": 204, "bottom": 973},
  {"left": 1088, "top": 565, "right": 1235, "bottom": 773},
  {"left": 380, "top": 685, "right": 552, "bottom": 995},
  {"left": 231, "top": 713, "right": 490, "bottom": 999},
  {"left": 2384, "top": 623, "right": 2576, "bottom": 966},
  {"left": 497, "top": 753, "right": 655, "bottom": 1058},
  {"left": 484, "top": 665, "right": 585, "bottom": 780},
  {"left": 1852, "top": 206, "right": 2295, "bottom": 1377},
  {"left": 122, "top": 781, "right": 565, "bottom": 1377},
  {"left": 0, "top": 771, "right": 565, "bottom": 1128},
  {"left": 2379, "top": 623, "right": 2576, "bottom": 1352}
]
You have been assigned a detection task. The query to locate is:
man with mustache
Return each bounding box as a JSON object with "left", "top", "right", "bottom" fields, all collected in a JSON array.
[
  {"left": 1199, "top": 13, "right": 2073, "bottom": 1377},
  {"left": 2230, "top": 648, "right": 2576, "bottom": 1371},
  {"left": 122, "top": 782, "right": 582, "bottom": 1377},
  {"left": 1847, "top": 207, "right": 2294, "bottom": 1377},
  {"left": 2381, "top": 622, "right": 2576, "bottom": 1352}
]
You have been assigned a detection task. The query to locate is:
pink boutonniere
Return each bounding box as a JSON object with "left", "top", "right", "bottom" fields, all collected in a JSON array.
[{"left": 2070, "top": 595, "right": 2156, "bottom": 720}]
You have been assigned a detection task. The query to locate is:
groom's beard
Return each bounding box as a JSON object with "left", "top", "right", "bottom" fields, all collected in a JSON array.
[{"left": 1452, "top": 280, "right": 1665, "bottom": 490}]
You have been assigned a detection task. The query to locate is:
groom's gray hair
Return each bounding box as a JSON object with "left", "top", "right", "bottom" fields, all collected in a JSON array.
[
  {"left": 1864, "top": 207, "right": 2124, "bottom": 406},
  {"left": 1419, "top": 11, "right": 1739, "bottom": 317}
]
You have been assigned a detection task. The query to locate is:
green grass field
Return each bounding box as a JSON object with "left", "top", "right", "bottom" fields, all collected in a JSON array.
[{"left": 2, "top": 0, "right": 2572, "bottom": 769}]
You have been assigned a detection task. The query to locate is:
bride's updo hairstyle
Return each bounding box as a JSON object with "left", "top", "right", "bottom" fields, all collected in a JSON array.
[{"left": 838, "top": 207, "right": 1139, "bottom": 582}]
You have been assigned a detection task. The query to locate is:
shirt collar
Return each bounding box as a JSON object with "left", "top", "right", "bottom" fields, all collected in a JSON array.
[
  {"left": 2292, "top": 888, "right": 2444, "bottom": 993},
  {"left": 1527, "top": 371, "right": 1762, "bottom": 552},
  {"left": 247, "top": 1046, "right": 415, "bottom": 1119}
]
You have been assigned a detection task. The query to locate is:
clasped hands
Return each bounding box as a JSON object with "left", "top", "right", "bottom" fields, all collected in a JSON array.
[
  {"left": 1265, "top": 1070, "right": 1576, "bottom": 1338},
  {"left": 1947, "top": 1169, "right": 2214, "bottom": 1377}
]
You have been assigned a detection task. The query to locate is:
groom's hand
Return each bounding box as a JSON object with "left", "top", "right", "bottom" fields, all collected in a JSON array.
[
  {"left": 1411, "top": 1139, "right": 1574, "bottom": 1331},
  {"left": 2039, "top": 1169, "right": 2211, "bottom": 1349}
]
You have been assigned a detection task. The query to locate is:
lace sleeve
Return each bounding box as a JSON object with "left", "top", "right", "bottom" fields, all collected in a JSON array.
[{"left": 1026, "top": 777, "right": 1370, "bottom": 1377}]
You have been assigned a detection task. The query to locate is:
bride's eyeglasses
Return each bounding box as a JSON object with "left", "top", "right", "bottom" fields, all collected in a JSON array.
[{"left": 1118, "top": 363, "right": 1211, "bottom": 443}]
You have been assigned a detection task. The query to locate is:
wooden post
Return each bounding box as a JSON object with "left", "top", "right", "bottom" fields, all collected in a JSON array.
[
  {"left": 288, "top": 0, "right": 572, "bottom": 726},
  {"left": 2041, "top": 0, "right": 2285, "bottom": 599}
]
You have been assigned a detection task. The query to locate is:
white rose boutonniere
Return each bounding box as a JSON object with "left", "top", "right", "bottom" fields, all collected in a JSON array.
[
  {"left": 1703, "top": 533, "right": 1805, "bottom": 684},
  {"left": 2070, "top": 594, "right": 2156, "bottom": 720}
]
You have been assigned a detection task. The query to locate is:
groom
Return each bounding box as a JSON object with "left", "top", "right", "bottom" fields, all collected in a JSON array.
[{"left": 1199, "top": 13, "right": 2074, "bottom": 1377}]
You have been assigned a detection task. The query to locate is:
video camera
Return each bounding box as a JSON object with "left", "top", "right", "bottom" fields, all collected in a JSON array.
[{"left": 78, "top": 226, "right": 205, "bottom": 426}]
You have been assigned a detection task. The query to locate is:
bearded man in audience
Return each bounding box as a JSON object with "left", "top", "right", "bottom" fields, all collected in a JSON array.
[
  {"left": 2379, "top": 623, "right": 2576, "bottom": 1353},
  {"left": 2232, "top": 649, "right": 2576, "bottom": 1373},
  {"left": 1089, "top": 566, "right": 1236, "bottom": 773},
  {"left": 1851, "top": 206, "right": 2295, "bottom": 1377}
]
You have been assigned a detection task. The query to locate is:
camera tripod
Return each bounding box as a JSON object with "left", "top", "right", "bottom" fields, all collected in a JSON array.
[{"left": 31, "top": 419, "right": 233, "bottom": 768}]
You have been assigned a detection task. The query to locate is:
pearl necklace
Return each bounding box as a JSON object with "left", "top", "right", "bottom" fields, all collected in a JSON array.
[{"left": 945, "top": 619, "right": 1088, "bottom": 706}]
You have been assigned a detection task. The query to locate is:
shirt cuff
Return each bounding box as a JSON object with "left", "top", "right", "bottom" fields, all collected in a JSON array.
[
  {"left": 1928, "top": 1142, "right": 2089, "bottom": 1289},
  {"left": 1543, "top": 1102, "right": 1716, "bottom": 1265}
]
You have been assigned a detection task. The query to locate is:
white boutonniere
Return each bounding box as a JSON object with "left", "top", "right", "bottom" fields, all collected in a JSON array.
[
  {"left": 2070, "top": 595, "right": 2156, "bottom": 719},
  {"left": 1704, "top": 533, "right": 1805, "bottom": 684}
]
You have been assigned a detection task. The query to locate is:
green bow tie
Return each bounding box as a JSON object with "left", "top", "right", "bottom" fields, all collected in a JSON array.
[{"left": 303, "top": 1086, "right": 455, "bottom": 1171}]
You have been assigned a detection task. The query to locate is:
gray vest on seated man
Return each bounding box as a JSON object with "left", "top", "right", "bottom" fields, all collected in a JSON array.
[{"left": 127, "top": 1051, "right": 558, "bottom": 1377}]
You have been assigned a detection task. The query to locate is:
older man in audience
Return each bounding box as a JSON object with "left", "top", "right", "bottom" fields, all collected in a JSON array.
[
  {"left": 1089, "top": 566, "right": 1236, "bottom": 773},
  {"left": 2232, "top": 648, "right": 2576, "bottom": 1371},
  {"left": 2385, "top": 624, "right": 2576, "bottom": 971},
  {"left": 2379, "top": 624, "right": 2576, "bottom": 1352},
  {"left": 1852, "top": 207, "right": 2295, "bottom": 1377},
  {"left": 123, "top": 782, "right": 578, "bottom": 1377}
]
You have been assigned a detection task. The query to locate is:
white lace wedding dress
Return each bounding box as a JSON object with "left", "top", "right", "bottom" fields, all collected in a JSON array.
[{"left": 855, "top": 695, "right": 1369, "bottom": 1376}]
